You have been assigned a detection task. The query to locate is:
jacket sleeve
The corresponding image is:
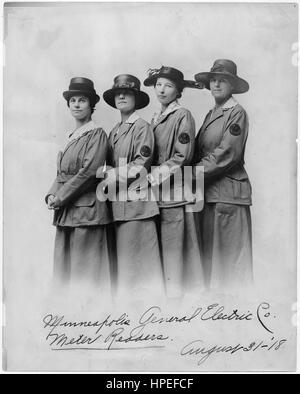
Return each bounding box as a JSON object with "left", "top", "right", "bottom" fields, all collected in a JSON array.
[
  {"left": 196, "top": 106, "right": 249, "bottom": 178},
  {"left": 55, "top": 128, "right": 108, "bottom": 206},
  {"left": 116, "top": 121, "right": 154, "bottom": 184},
  {"left": 152, "top": 109, "right": 195, "bottom": 184}
]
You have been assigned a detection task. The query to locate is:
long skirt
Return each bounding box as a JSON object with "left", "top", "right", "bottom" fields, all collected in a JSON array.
[
  {"left": 158, "top": 207, "right": 205, "bottom": 298},
  {"left": 53, "top": 225, "right": 111, "bottom": 292},
  {"left": 114, "top": 218, "right": 164, "bottom": 298},
  {"left": 199, "top": 202, "right": 253, "bottom": 289}
]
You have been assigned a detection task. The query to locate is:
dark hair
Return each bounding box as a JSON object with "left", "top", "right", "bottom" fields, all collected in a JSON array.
[
  {"left": 155, "top": 78, "right": 184, "bottom": 99},
  {"left": 174, "top": 81, "right": 184, "bottom": 99},
  {"left": 67, "top": 94, "right": 97, "bottom": 114}
]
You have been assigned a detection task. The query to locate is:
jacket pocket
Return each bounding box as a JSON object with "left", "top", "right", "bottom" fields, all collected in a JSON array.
[
  {"left": 72, "top": 193, "right": 97, "bottom": 224},
  {"left": 224, "top": 176, "right": 251, "bottom": 200},
  {"left": 74, "top": 192, "right": 96, "bottom": 207}
]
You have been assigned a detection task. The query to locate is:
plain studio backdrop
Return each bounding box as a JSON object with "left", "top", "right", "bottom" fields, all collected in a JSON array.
[{"left": 3, "top": 2, "right": 298, "bottom": 371}]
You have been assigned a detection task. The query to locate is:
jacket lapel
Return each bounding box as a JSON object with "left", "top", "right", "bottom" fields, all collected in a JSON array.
[
  {"left": 62, "top": 137, "right": 78, "bottom": 154},
  {"left": 59, "top": 137, "right": 79, "bottom": 165},
  {"left": 152, "top": 110, "right": 177, "bottom": 129},
  {"left": 113, "top": 122, "right": 134, "bottom": 145},
  {"left": 111, "top": 123, "right": 121, "bottom": 144},
  {"left": 203, "top": 107, "right": 224, "bottom": 130},
  {"left": 152, "top": 114, "right": 167, "bottom": 129},
  {"left": 199, "top": 111, "right": 212, "bottom": 133},
  {"left": 60, "top": 127, "right": 93, "bottom": 160}
]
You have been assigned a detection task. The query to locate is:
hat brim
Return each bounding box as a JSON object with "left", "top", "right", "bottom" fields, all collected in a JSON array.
[
  {"left": 103, "top": 88, "right": 150, "bottom": 110},
  {"left": 194, "top": 72, "right": 249, "bottom": 94},
  {"left": 144, "top": 75, "right": 202, "bottom": 90},
  {"left": 63, "top": 90, "right": 100, "bottom": 103}
]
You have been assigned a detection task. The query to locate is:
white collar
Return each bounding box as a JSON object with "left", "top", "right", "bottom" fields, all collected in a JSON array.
[
  {"left": 68, "top": 120, "right": 96, "bottom": 141},
  {"left": 123, "top": 112, "right": 140, "bottom": 124},
  {"left": 153, "top": 100, "right": 182, "bottom": 124},
  {"left": 218, "top": 97, "right": 238, "bottom": 110},
  {"left": 161, "top": 100, "right": 182, "bottom": 116}
]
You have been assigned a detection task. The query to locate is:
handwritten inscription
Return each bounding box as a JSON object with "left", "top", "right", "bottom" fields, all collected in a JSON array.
[
  {"left": 42, "top": 302, "right": 282, "bottom": 366},
  {"left": 180, "top": 337, "right": 287, "bottom": 365},
  {"left": 43, "top": 312, "right": 168, "bottom": 350},
  {"left": 256, "top": 302, "right": 274, "bottom": 334}
]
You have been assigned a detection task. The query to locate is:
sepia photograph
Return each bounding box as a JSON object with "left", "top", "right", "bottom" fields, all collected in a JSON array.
[{"left": 2, "top": 1, "right": 298, "bottom": 372}]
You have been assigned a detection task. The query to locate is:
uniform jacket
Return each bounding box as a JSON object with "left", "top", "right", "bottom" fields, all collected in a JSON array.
[
  {"left": 107, "top": 113, "right": 159, "bottom": 222},
  {"left": 151, "top": 102, "right": 196, "bottom": 208},
  {"left": 194, "top": 98, "right": 252, "bottom": 205},
  {"left": 46, "top": 121, "right": 111, "bottom": 227}
]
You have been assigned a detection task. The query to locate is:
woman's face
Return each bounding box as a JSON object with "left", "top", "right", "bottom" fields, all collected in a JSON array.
[
  {"left": 69, "top": 95, "right": 92, "bottom": 120},
  {"left": 155, "top": 78, "right": 178, "bottom": 107},
  {"left": 210, "top": 76, "right": 234, "bottom": 103},
  {"left": 114, "top": 89, "right": 136, "bottom": 112}
]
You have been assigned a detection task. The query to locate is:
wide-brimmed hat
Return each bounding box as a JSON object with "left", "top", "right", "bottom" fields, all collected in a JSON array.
[
  {"left": 194, "top": 59, "right": 249, "bottom": 94},
  {"left": 63, "top": 77, "right": 100, "bottom": 103},
  {"left": 144, "top": 66, "right": 203, "bottom": 89},
  {"left": 103, "top": 74, "right": 149, "bottom": 110}
]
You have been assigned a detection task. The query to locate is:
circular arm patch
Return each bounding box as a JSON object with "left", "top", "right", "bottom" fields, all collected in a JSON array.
[
  {"left": 229, "top": 124, "right": 241, "bottom": 136},
  {"left": 140, "top": 145, "right": 151, "bottom": 157},
  {"left": 178, "top": 132, "right": 190, "bottom": 144}
]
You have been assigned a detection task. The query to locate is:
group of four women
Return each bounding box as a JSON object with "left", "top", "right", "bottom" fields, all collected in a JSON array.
[{"left": 46, "top": 59, "right": 253, "bottom": 298}]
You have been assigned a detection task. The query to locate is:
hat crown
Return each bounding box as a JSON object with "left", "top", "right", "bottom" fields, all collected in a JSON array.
[
  {"left": 68, "top": 77, "right": 96, "bottom": 93},
  {"left": 113, "top": 74, "right": 141, "bottom": 91},
  {"left": 69, "top": 77, "right": 94, "bottom": 86},
  {"left": 159, "top": 66, "right": 184, "bottom": 81},
  {"left": 211, "top": 59, "right": 237, "bottom": 76},
  {"left": 147, "top": 66, "right": 184, "bottom": 83}
]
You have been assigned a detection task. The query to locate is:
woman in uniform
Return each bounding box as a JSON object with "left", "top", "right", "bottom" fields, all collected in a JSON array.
[
  {"left": 46, "top": 77, "right": 111, "bottom": 292},
  {"left": 103, "top": 74, "right": 164, "bottom": 298},
  {"left": 143, "top": 66, "right": 205, "bottom": 298},
  {"left": 193, "top": 59, "right": 253, "bottom": 289}
]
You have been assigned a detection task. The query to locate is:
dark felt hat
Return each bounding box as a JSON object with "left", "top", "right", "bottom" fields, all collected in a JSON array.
[
  {"left": 194, "top": 59, "right": 249, "bottom": 94},
  {"left": 63, "top": 77, "right": 100, "bottom": 102},
  {"left": 143, "top": 66, "right": 203, "bottom": 89},
  {"left": 103, "top": 74, "right": 150, "bottom": 109}
]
